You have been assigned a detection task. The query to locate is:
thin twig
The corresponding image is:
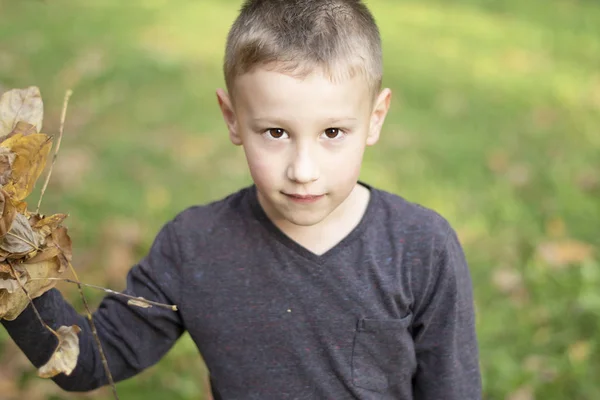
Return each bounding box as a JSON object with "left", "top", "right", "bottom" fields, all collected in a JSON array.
[
  {"left": 29, "top": 277, "right": 178, "bottom": 311},
  {"left": 36, "top": 89, "right": 72, "bottom": 214},
  {"left": 6, "top": 261, "right": 58, "bottom": 338},
  {"left": 65, "top": 259, "right": 120, "bottom": 400}
]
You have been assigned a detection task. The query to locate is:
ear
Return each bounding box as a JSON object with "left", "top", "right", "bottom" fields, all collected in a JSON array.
[
  {"left": 216, "top": 88, "right": 242, "bottom": 146},
  {"left": 366, "top": 88, "right": 392, "bottom": 146}
]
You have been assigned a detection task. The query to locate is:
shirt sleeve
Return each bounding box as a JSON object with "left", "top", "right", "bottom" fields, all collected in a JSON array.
[
  {"left": 411, "top": 225, "right": 482, "bottom": 399},
  {"left": 1, "top": 220, "right": 185, "bottom": 392}
]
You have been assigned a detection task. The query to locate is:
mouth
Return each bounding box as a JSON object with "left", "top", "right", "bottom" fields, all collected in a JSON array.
[{"left": 283, "top": 193, "right": 325, "bottom": 203}]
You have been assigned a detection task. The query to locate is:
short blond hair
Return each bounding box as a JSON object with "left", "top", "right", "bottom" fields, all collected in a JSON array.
[{"left": 224, "top": 0, "right": 383, "bottom": 96}]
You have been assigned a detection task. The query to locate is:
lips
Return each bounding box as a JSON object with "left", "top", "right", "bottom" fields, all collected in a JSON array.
[{"left": 283, "top": 193, "right": 325, "bottom": 203}]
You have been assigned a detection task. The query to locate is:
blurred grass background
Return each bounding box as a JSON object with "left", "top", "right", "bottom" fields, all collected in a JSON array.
[{"left": 0, "top": 0, "right": 599, "bottom": 399}]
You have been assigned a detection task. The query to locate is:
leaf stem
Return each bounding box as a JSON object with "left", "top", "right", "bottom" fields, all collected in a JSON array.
[
  {"left": 6, "top": 231, "right": 41, "bottom": 252},
  {"left": 6, "top": 261, "right": 58, "bottom": 338},
  {"left": 36, "top": 89, "right": 72, "bottom": 214}
]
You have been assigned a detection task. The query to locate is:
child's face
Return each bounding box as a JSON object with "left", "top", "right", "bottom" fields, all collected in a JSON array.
[{"left": 217, "top": 67, "right": 391, "bottom": 227}]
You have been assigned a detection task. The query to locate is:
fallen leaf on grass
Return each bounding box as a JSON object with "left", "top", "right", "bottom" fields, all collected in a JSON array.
[
  {"left": 0, "top": 87, "right": 43, "bottom": 137},
  {"left": 38, "top": 325, "right": 81, "bottom": 378},
  {"left": 537, "top": 239, "right": 595, "bottom": 268},
  {"left": 507, "top": 385, "right": 534, "bottom": 400},
  {"left": 127, "top": 297, "right": 152, "bottom": 309},
  {"left": 568, "top": 340, "right": 591, "bottom": 363}
]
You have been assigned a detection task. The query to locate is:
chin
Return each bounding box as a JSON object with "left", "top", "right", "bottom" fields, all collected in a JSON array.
[{"left": 282, "top": 209, "right": 330, "bottom": 227}]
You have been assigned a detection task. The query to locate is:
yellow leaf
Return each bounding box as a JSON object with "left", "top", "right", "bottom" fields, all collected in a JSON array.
[
  {"left": 507, "top": 385, "right": 534, "bottom": 400},
  {"left": 38, "top": 325, "right": 81, "bottom": 378},
  {"left": 0, "top": 132, "right": 52, "bottom": 201},
  {"left": 537, "top": 239, "right": 595, "bottom": 269},
  {"left": 0, "top": 87, "right": 44, "bottom": 137},
  {"left": 127, "top": 297, "right": 153, "bottom": 309},
  {"left": 568, "top": 340, "right": 591, "bottom": 363}
]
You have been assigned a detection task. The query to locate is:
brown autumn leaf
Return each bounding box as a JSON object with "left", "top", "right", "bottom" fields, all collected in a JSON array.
[
  {"left": 38, "top": 325, "right": 81, "bottom": 378},
  {"left": 0, "top": 132, "right": 52, "bottom": 201},
  {"left": 0, "top": 213, "right": 40, "bottom": 257},
  {"left": 0, "top": 263, "right": 13, "bottom": 275},
  {"left": 537, "top": 239, "right": 595, "bottom": 269},
  {"left": 568, "top": 340, "right": 591, "bottom": 363},
  {"left": 32, "top": 214, "right": 68, "bottom": 240},
  {"left": 0, "top": 277, "right": 21, "bottom": 293},
  {"left": 0, "top": 87, "right": 44, "bottom": 137},
  {"left": 0, "top": 147, "right": 15, "bottom": 185},
  {"left": 0, "top": 259, "right": 62, "bottom": 320},
  {"left": 127, "top": 297, "right": 152, "bottom": 309},
  {"left": 24, "top": 246, "right": 61, "bottom": 265},
  {"left": 50, "top": 226, "right": 72, "bottom": 272},
  {"left": 0, "top": 189, "right": 17, "bottom": 239},
  {"left": 507, "top": 385, "right": 534, "bottom": 400}
]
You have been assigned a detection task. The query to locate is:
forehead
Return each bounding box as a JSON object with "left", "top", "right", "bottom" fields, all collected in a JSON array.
[{"left": 231, "top": 67, "right": 372, "bottom": 119}]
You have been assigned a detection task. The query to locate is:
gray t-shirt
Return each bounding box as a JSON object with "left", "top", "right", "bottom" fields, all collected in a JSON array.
[{"left": 2, "top": 184, "right": 481, "bottom": 399}]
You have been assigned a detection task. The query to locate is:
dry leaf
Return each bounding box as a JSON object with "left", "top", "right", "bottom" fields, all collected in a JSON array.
[
  {"left": 537, "top": 239, "right": 595, "bottom": 268},
  {"left": 0, "top": 190, "right": 17, "bottom": 239},
  {"left": 38, "top": 325, "right": 81, "bottom": 378},
  {"left": 32, "top": 214, "right": 68, "bottom": 239},
  {"left": 507, "top": 385, "right": 534, "bottom": 400},
  {"left": 0, "top": 263, "right": 12, "bottom": 275},
  {"left": 492, "top": 268, "right": 522, "bottom": 293},
  {"left": 568, "top": 340, "right": 591, "bottom": 363},
  {"left": 0, "top": 213, "right": 40, "bottom": 256},
  {"left": 0, "top": 87, "right": 44, "bottom": 137},
  {"left": 127, "top": 297, "right": 152, "bottom": 309},
  {"left": 0, "top": 259, "right": 61, "bottom": 320},
  {"left": 0, "top": 132, "right": 52, "bottom": 201},
  {"left": 0, "top": 147, "right": 15, "bottom": 185},
  {"left": 6, "top": 121, "right": 38, "bottom": 138},
  {"left": 50, "top": 226, "right": 72, "bottom": 272},
  {"left": 24, "top": 246, "right": 61, "bottom": 265},
  {"left": 0, "top": 277, "right": 21, "bottom": 293}
]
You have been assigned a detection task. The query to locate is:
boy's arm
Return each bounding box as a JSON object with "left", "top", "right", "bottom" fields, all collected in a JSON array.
[
  {"left": 411, "top": 225, "right": 481, "bottom": 399},
  {"left": 1, "top": 221, "right": 185, "bottom": 392}
]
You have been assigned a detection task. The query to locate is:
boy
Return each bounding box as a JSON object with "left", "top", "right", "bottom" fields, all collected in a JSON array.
[{"left": 2, "top": 0, "right": 481, "bottom": 398}]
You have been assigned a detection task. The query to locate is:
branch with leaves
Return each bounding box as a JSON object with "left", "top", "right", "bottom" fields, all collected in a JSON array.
[{"left": 0, "top": 87, "right": 177, "bottom": 400}]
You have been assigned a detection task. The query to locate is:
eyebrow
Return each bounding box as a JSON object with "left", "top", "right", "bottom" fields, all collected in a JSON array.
[{"left": 251, "top": 117, "right": 358, "bottom": 125}]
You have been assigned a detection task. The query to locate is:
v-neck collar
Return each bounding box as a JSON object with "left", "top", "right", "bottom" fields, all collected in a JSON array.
[{"left": 246, "top": 182, "right": 378, "bottom": 265}]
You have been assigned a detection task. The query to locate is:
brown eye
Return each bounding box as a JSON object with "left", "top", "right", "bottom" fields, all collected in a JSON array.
[
  {"left": 324, "top": 128, "right": 341, "bottom": 139},
  {"left": 267, "top": 128, "right": 286, "bottom": 138}
]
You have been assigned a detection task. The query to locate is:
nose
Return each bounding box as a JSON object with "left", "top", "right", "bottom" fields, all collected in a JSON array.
[{"left": 286, "top": 148, "right": 320, "bottom": 184}]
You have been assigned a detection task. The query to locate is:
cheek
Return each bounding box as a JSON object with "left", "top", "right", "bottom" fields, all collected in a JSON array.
[
  {"left": 323, "top": 141, "right": 365, "bottom": 178},
  {"left": 243, "top": 145, "right": 280, "bottom": 186}
]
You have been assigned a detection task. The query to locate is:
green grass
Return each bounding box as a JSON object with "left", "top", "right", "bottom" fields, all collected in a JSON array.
[{"left": 0, "top": 0, "right": 599, "bottom": 399}]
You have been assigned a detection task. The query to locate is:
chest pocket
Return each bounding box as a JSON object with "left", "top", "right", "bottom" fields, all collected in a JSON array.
[{"left": 351, "top": 315, "right": 416, "bottom": 392}]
